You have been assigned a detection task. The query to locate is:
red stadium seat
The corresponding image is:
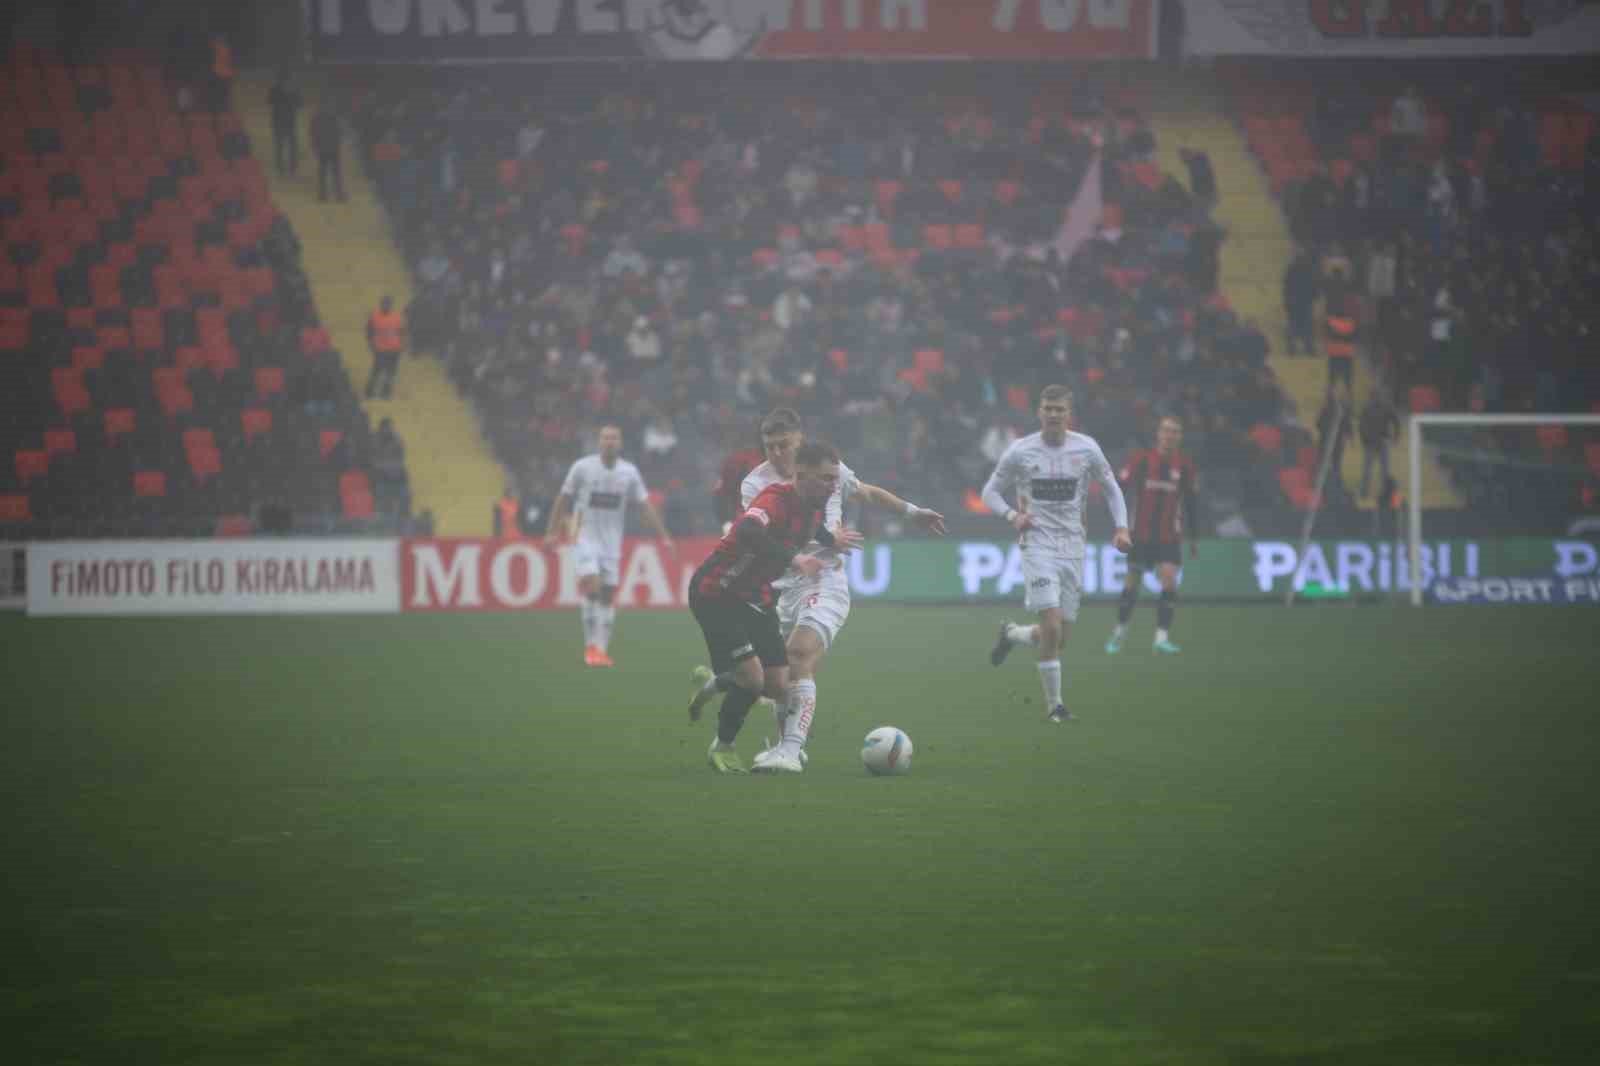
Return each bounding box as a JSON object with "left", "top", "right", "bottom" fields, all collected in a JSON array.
[
  {"left": 133, "top": 470, "right": 167, "bottom": 498},
  {"left": 15, "top": 449, "right": 50, "bottom": 485},
  {"left": 1536, "top": 424, "right": 1569, "bottom": 454},
  {"left": 340, "top": 470, "right": 374, "bottom": 519},
  {"left": 318, "top": 430, "right": 343, "bottom": 459},
  {"left": 241, "top": 408, "right": 273, "bottom": 442},
  {"left": 1248, "top": 423, "right": 1283, "bottom": 456},
  {"left": 44, "top": 428, "right": 76, "bottom": 457},
  {"left": 1408, "top": 386, "right": 1442, "bottom": 414},
  {"left": 922, "top": 224, "right": 953, "bottom": 250},
  {"left": 104, "top": 408, "right": 136, "bottom": 441},
  {"left": 914, "top": 349, "right": 945, "bottom": 376},
  {"left": 254, "top": 366, "right": 285, "bottom": 399},
  {"left": 875, "top": 180, "right": 902, "bottom": 217},
  {"left": 954, "top": 223, "right": 985, "bottom": 248},
  {"left": 215, "top": 514, "right": 252, "bottom": 537},
  {"left": 0, "top": 494, "right": 31, "bottom": 523}
]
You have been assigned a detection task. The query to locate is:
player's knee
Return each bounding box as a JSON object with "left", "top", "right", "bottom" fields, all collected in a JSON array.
[{"left": 733, "top": 658, "right": 764, "bottom": 693}]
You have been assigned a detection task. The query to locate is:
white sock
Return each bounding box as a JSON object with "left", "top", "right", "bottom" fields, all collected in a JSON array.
[
  {"left": 1005, "top": 623, "right": 1040, "bottom": 646},
  {"left": 1113, "top": 623, "right": 1128, "bottom": 639},
  {"left": 595, "top": 604, "right": 616, "bottom": 652},
  {"left": 580, "top": 599, "right": 598, "bottom": 648},
  {"left": 1154, "top": 628, "right": 1169, "bottom": 645},
  {"left": 766, "top": 696, "right": 786, "bottom": 747},
  {"left": 779, "top": 679, "right": 816, "bottom": 757},
  {"left": 1037, "top": 659, "right": 1062, "bottom": 710}
]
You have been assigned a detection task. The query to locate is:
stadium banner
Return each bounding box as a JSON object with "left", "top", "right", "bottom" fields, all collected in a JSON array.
[
  {"left": 307, "top": 0, "right": 1155, "bottom": 63},
  {"left": 1181, "top": 1, "right": 1600, "bottom": 57},
  {"left": 401, "top": 536, "right": 719, "bottom": 611},
  {"left": 26, "top": 539, "right": 399, "bottom": 616},
  {"left": 841, "top": 536, "right": 1600, "bottom": 602}
]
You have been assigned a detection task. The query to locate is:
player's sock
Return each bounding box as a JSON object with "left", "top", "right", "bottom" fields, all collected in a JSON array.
[
  {"left": 1004, "top": 623, "right": 1040, "bottom": 646},
  {"left": 595, "top": 604, "right": 616, "bottom": 653},
  {"left": 1117, "top": 583, "right": 1138, "bottom": 625},
  {"left": 1037, "top": 659, "right": 1062, "bottom": 710},
  {"left": 1157, "top": 588, "right": 1176, "bottom": 634},
  {"left": 1112, "top": 623, "right": 1128, "bottom": 640},
  {"left": 579, "top": 599, "right": 598, "bottom": 648},
  {"left": 778, "top": 679, "right": 816, "bottom": 757},
  {"left": 717, "top": 685, "right": 760, "bottom": 746}
]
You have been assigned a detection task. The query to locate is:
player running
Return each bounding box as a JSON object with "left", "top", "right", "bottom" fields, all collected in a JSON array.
[
  {"left": 544, "top": 425, "right": 675, "bottom": 668},
  {"left": 1107, "top": 416, "right": 1198, "bottom": 655},
  {"left": 686, "top": 441, "right": 864, "bottom": 774},
  {"left": 983, "top": 385, "right": 1131, "bottom": 723},
  {"left": 712, "top": 408, "right": 943, "bottom": 774}
]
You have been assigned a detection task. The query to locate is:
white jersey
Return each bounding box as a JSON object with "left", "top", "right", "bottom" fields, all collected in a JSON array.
[
  {"left": 980, "top": 431, "right": 1128, "bottom": 553},
  {"left": 560, "top": 454, "right": 648, "bottom": 559},
  {"left": 742, "top": 458, "right": 860, "bottom": 588}
]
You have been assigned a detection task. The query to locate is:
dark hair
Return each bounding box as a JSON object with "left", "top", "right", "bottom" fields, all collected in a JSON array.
[
  {"left": 1039, "top": 384, "right": 1074, "bottom": 407},
  {"left": 760, "top": 407, "right": 802, "bottom": 436},
  {"left": 795, "top": 441, "right": 840, "bottom": 467}
]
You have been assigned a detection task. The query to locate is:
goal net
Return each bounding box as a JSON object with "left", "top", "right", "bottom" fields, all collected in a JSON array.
[{"left": 1407, "top": 414, "right": 1600, "bottom": 606}]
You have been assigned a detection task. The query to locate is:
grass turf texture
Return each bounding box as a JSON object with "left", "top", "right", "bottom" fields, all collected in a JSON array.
[{"left": 2, "top": 605, "right": 1597, "bottom": 1065}]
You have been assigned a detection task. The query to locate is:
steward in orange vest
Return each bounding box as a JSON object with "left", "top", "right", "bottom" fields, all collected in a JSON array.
[{"left": 364, "top": 296, "right": 406, "bottom": 400}]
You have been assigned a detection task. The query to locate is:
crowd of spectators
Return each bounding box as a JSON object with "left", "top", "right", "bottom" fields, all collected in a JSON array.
[
  {"left": 1270, "top": 63, "right": 1600, "bottom": 525},
  {"left": 344, "top": 62, "right": 1288, "bottom": 537}
]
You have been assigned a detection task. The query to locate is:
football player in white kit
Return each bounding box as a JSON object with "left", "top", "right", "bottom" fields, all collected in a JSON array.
[
  {"left": 982, "top": 385, "right": 1131, "bottom": 723},
  {"left": 544, "top": 425, "right": 675, "bottom": 667},
  {"left": 689, "top": 408, "right": 945, "bottom": 773}
]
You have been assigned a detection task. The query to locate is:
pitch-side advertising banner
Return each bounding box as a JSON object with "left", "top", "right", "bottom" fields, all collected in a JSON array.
[
  {"left": 1182, "top": 1, "right": 1600, "bottom": 57},
  {"left": 308, "top": 0, "right": 1154, "bottom": 62},
  {"left": 27, "top": 540, "right": 398, "bottom": 615},
  {"left": 401, "top": 536, "right": 718, "bottom": 610}
]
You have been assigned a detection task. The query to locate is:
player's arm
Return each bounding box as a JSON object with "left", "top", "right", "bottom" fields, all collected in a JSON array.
[
  {"left": 980, "top": 447, "right": 1030, "bottom": 532},
  {"left": 856, "top": 481, "right": 946, "bottom": 535},
  {"left": 544, "top": 493, "right": 575, "bottom": 542},
  {"left": 630, "top": 470, "right": 674, "bottom": 551},
  {"left": 1181, "top": 464, "right": 1200, "bottom": 559},
  {"left": 1091, "top": 442, "right": 1132, "bottom": 553},
  {"left": 546, "top": 459, "right": 583, "bottom": 542}
]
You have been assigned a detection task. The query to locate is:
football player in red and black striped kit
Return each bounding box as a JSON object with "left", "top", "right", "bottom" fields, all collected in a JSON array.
[
  {"left": 687, "top": 441, "right": 863, "bottom": 773},
  {"left": 1107, "top": 417, "right": 1198, "bottom": 655}
]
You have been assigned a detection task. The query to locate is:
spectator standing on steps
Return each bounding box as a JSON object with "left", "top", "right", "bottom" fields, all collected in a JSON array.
[
  {"left": 365, "top": 295, "right": 406, "bottom": 400},
  {"left": 312, "top": 102, "right": 345, "bottom": 202},
  {"left": 269, "top": 70, "right": 302, "bottom": 177}
]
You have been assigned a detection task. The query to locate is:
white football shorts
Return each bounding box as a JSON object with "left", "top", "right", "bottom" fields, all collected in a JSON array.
[
  {"left": 777, "top": 574, "right": 851, "bottom": 650},
  {"left": 1021, "top": 546, "right": 1084, "bottom": 621},
  {"left": 572, "top": 539, "right": 621, "bottom": 587}
]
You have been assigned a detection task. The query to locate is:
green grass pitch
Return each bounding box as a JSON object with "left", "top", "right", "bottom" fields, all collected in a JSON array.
[{"left": 3, "top": 604, "right": 1597, "bottom": 1065}]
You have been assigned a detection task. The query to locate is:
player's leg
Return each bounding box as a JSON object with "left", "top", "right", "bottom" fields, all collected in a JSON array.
[
  {"left": 589, "top": 555, "right": 620, "bottom": 665},
  {"left": 756, "top": 625, "right": 823, "bottom": 771},
  {"left": 1153, "top": 561, "right": 1182, "bottom": 654},
  {"left": 1044, "top": 557, "right": 1083, "bottom": 723},
  {"left": 575, "top": 564, "right": 602, "bottom": 664},
  {"left": 1108, "top": 560, "right": 1142, "bottom": 654},
  {"left": 991, "top": 548, "right": 1048, "bottom": 665},
  {"left": 688, "top": 594, "right": 764, "bottom": 773}
]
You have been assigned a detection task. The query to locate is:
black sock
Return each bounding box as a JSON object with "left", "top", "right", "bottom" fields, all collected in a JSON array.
[
  {"left": 1118, "top": 583, "right": 1138, "bottom": 625},
  {"left": 717, "top": 685, "right": 759, "bottom": 746},
  {"left": 1157, "top": 588, "right": 1176, "bottom": 631}
]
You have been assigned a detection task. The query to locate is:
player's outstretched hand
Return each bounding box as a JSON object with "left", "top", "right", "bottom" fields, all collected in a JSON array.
[
  {"left": 832, "top": 526, "right": 865, "bottom": 554},
  {"left": 1112, "top": 528, "right": 1132, "bottom": 553},
  {"left": 1010, "top": 511, "right": 1036, "bottom": 534},
  {"left": 912, "top": 508, "right": 947, "bottom": 536}
]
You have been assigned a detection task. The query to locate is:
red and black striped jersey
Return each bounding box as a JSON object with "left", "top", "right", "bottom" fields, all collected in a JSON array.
[
  {"left": 694, "top": 481, "right": 823, "bottom": 608},
  {"left": 1120, "top": 449, "right": 1198, "bottom": 545}
]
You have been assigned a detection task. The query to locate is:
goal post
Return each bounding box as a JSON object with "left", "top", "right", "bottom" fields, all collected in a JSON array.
[{"left": 1408, "top": 413, "right": 1600, "bottom": 606}]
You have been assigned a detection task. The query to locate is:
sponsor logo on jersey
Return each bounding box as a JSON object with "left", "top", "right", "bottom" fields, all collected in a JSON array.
[
  {"left": 1030, "top": 477, "right": 1079, "bottom": 502},
  {"left": 588, "top": 491, "right": 624, "bottom": 510}
]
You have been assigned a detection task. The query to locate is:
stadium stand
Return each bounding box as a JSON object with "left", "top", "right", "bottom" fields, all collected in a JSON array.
[
  {"left": 0, "top": 42, "right": 414, "bottom": 537},
  {"left": 345, "top": 62, "right": 1295, "bottom": 537},
  {"left": 1222, "top": 59, "right": 1600, "bottom": 530}
]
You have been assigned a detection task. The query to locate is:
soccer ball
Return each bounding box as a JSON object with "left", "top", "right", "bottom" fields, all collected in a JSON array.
[{"left": 861, "top": 727, "right": 913, "bottom": 776}]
